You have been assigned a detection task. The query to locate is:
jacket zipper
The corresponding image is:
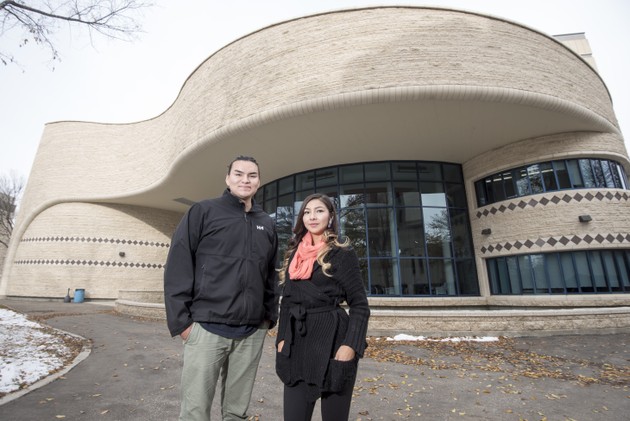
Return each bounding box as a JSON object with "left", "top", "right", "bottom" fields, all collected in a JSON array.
[{"left": 243, "top": 209, "right": 251, "bottom": 319}]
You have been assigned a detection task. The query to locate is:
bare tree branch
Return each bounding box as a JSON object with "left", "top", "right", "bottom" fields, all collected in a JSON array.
[
  {"left": 0, "top": 0, "right": 152, "bottom": 67},
  {"left": 0, "top": 171, "right": 25, "bottom": 248}
]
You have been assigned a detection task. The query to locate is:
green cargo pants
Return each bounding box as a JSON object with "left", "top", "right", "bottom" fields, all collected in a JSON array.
[{"left": 179, "top": 322, "right": 268, "bottom": 421}]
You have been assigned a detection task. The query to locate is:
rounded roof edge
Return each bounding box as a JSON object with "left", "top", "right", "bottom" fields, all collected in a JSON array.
[
  {"left": 44, "top": 6, "right": 611, "bottom": 128},
  {"left": 177, "top": 6, "right": 613, "bottom": 110}
]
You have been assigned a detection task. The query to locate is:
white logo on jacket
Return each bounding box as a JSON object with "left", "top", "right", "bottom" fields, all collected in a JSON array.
[{"left": 256, "top": 225, "right": 265, "bottom": 230}]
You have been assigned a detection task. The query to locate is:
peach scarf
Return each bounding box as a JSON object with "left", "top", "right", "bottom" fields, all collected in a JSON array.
[{"left": 288, "top": 232, "right": 326, "bottom": 280}]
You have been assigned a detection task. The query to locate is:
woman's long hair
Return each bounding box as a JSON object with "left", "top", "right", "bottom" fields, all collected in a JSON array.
[{"left": 278, "top": 193, "right": 349, "bottom": 284}]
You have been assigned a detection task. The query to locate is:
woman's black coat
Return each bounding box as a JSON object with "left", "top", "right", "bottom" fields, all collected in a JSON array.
[{"left": 275, "top": 246, "right": 370, "bottom": 398}]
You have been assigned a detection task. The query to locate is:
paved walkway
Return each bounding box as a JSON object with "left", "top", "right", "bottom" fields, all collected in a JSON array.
[{"left": 0, "top": 299, "right": 629, "bottom": 420}]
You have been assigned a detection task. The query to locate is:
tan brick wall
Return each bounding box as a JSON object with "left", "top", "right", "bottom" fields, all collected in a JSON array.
[
  {"left": 367, "top": 307, "right": 630, "bottom": 337},
  {"left": 7, "top": 203, "right": 181, "bottom": 299},
  {"left": 472, "top": 190, "right": 630, "bottom": 255}
]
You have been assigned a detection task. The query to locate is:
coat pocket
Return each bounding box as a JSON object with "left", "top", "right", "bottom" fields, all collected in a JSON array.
[
  {"left": 323, "top": 358, "right": 358, "bottom": 393},
  {"left": 275, "top": 351, "right": 292, "bottom": 385}
]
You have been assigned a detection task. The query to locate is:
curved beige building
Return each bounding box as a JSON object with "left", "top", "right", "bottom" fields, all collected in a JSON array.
[{"left": 2, "top": 7, "right": 629, "bottom": 335}]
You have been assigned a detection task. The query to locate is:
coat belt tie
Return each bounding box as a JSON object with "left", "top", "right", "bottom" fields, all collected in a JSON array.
[{"left": 280, "top": 304, "right": 338, "bottom": 357}]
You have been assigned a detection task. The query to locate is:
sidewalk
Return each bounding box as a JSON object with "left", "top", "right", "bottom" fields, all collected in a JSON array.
[{"left": 0, "top": 298, "right": 629, "bottom": 420}]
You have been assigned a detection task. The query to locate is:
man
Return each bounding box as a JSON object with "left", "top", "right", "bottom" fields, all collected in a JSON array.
[{"left": 164, "top": 156, "right": 278, "bottom": 420}]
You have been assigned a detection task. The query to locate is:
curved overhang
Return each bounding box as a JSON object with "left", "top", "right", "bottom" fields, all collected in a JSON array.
[{"left": 108, "top": 84, "right": 620, "bottom": 212}]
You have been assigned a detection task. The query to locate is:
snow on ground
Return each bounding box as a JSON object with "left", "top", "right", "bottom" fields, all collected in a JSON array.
[
  {"left": 386, "top": 333, "right": 499, "bottom": 342},
  {"left": 0, "top": 308, "right": 83, "bottom": 396}
]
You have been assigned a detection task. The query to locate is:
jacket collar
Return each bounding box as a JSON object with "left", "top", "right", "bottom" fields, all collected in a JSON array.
[{"left": 223, "top": 188, "right": 261, "bottom": 213}]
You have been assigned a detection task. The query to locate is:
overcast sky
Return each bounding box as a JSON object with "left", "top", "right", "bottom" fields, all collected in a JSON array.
[{"left": 1, "top": 0, "right": 629, "bottom": 181}]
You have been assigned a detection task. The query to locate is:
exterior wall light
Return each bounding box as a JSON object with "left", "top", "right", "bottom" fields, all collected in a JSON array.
[
  {"left": 578, "top": 215, "right": 592, "bottom": 223},
  {"left": 481, "top": 228, "right": 492, "bottom": 235}
]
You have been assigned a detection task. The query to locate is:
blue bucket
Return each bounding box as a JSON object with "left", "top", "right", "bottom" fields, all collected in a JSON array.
[{"left": 73, "top": 288, "right": 85, "bottom": 303}]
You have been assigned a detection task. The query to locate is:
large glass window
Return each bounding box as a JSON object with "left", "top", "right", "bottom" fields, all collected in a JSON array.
[
  {"left": 600, "top": 161, "right": 615, "bottom": 188},
  {"left": 514, "top": 168, "right": 531, "bottom": 196},
  {"left": 567, "top": 160, "right": 584, "bottom": 188},
  {"left": 424, "top": 208, "right": 452, "bottom": 258},
  {"left": 276, "top": 194, "right": 294, "bottom": 260},
  {"left": 367, "top": 208, "right": 396, "bottom": 257},
  {"left": 475, "top": 158, "right": 629, "bottom": 206},
  {"left": 610, "top": 162, "right": 628, "bottom": 189},
  {"left": 340, "top": 208, "right": 367, "bottom": 258},
  {"left": 554, "top": 161, "right": 571, "bottom": 189},
  {"left": 488, "top": 250, "right": 630, "bottom": 295},
  {"left": 540, "top": 162, "right": 558, "bottom": 191},
  {"left": 400, "top": 258, "right": 428, "bottom": 295},
  {"left": 396, "top": 207, "right": 424, "bottom": 257},
  {"left": 257, "top": 161, "right": 478, "bottom": 297},
  {"left": 370, "top": 259, "right": 399, "bottom": 295},
  {"left": 527, "top": 165, "right": 544, "bottom": 194}
]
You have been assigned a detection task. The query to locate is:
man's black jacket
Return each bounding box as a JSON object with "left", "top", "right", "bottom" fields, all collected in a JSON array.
[{"left": 164, "top": 189, "right": 278, "bottom": 337}]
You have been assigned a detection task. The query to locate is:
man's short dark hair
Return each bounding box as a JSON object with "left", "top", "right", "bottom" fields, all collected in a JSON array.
[{"left": 227, "top": 156, "right": 259, "bottom": 175}]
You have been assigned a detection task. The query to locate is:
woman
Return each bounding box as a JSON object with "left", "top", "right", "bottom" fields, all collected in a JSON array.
[{"left": 275, "top": 193, "right": 371, "bottom": 421}]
